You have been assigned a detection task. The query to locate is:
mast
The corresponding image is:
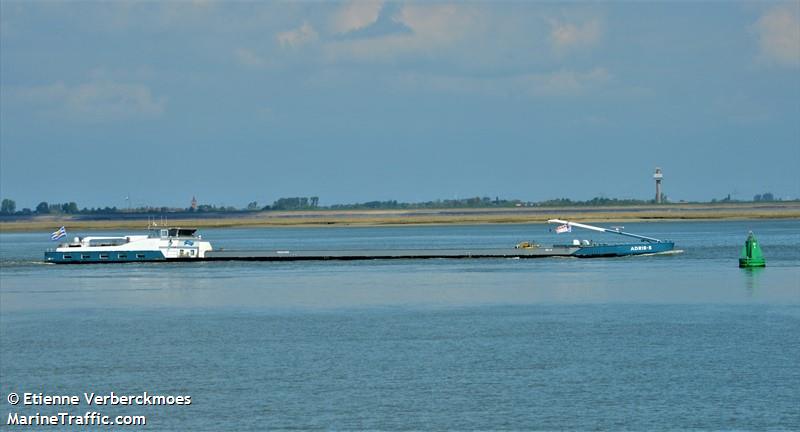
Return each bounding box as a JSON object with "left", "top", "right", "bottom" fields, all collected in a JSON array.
[{"left": 547, "top": 219, "right": 664, "bottom": 243}]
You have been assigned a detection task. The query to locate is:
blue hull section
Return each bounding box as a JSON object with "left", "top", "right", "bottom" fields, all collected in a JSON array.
[
  {"left": 572, "top": 242, "right": 675, "bottom": 258},
  {"left": 45, "top": 250, "right": 165, "bottom": 264}
]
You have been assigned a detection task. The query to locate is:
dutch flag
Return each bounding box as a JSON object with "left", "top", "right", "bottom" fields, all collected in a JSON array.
[
  {"left": 555, "top": 224, "right": 571, "bottom": 234},
  {"left": 50, "top": 226, "right": 67, "bottom": 241}
]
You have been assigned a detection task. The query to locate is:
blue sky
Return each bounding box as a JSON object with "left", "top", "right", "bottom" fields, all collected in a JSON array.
[{"left": 1, "top": 1, "right": 798, "bottom": 209}]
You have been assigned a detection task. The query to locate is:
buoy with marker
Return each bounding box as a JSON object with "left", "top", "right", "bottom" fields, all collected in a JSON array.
[{"left": 739, "top": 231, "right": 766, "bottom": 268}]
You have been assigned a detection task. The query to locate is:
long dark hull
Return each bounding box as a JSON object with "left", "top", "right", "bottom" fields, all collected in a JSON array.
[
  {"left": 201, "top": 242, "right": 675, "bottom": 261},
  {"left": 45, "top": 242, "right": 675, "bottom": 264}
]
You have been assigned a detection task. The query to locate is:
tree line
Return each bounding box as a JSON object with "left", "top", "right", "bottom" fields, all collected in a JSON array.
[
  {"left": 710, "top": 192, "right": 783, "bottom": 203},
  {"left": 1, "top": 200, "right": 82, "bottom": 215},
  {"left": 0, "top": 192, "right": 791, "bottom": 216}
]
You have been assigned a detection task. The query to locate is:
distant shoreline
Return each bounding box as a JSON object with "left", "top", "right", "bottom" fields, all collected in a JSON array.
[{"left": 1, "top": 202, "right": 798, "bottom": 232}]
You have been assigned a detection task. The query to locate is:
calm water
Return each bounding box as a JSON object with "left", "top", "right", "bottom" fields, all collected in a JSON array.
[{"left": 1, "top": 220, "right": 799, "bottom": 430}]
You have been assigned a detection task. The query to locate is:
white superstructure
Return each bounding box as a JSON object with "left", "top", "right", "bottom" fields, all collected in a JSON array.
[{"left": 45, "top": 227, "right": 212, "bottom": 263}]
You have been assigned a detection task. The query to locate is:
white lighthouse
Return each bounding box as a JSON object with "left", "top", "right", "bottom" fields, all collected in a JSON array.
[{"left": 653, "top": 167, "right": 663, "bottom": 204}]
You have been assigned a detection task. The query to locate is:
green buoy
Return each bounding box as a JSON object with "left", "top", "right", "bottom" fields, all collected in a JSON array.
[{"left": 739, "top": 231, "right": 766, "bottom": 268}]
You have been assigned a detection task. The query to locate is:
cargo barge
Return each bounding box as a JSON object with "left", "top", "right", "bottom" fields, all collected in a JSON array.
[{"left": 44, "top": 219, "right": 676, "bottom": 264}]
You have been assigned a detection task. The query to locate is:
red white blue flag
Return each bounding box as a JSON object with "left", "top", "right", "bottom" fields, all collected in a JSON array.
[{"left": 555, "top": 224, "right": 571, "bottom": 234}]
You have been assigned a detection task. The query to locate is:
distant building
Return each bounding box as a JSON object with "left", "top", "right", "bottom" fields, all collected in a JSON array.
[{"left": 191, "top": 196, "right": 197, "bottom": 211}]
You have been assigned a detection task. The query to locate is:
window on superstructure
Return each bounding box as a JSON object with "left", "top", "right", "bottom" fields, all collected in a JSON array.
[{"left": 168, "top": 228, "right": 196, "bottom": 237}]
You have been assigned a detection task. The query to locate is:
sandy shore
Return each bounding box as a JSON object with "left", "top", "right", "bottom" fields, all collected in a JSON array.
[{"left": 1, "top": 202, "right": 798, "bottom": 232}]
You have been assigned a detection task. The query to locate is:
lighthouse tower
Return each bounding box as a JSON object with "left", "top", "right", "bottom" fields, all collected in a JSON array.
[{"left": 653, "top": 168, "right": 663, "bottom": 203}]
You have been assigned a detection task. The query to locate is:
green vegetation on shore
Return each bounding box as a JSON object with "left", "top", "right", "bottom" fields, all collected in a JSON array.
[
  {"left": 1, "top": 202, "right": 798, "bottom": 232},
  {"left": 0, "top": 192, "right": 792, "bottom": 217}
]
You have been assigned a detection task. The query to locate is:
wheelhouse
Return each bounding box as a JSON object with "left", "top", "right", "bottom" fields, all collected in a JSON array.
[{"left": 150, "top": 228, "right": 200, "bottom": 239}]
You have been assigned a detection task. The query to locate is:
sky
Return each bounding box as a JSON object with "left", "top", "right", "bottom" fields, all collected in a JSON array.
[{"left": 1, "top": 1, "right": 799, "bottom": 209}]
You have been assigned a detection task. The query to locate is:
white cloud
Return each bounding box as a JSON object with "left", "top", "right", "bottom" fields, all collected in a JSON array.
[
  {"left": 324, "top": 4, "right": 482, "bottom": 62},
  {"left": 398, "top": 4, "right": 477, "bottom": 45},
  {"left": 330, "top": 0, "right": 383, "bottom": 34},
  {"left": 548, "top": 17, "right": 603, "bottom": 52},
  {"left": 753, "top": 5, "right": 800, "bottom": 67},
  {"left": 277, "top": 21, "right": 318, "bottom": 48},
  {"left": 7, "top": 80, "right": 166, "bottom": 121}
]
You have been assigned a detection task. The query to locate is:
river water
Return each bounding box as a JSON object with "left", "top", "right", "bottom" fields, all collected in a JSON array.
[{"left": 1, "top": 220, "right": 798, "bottom": 430}]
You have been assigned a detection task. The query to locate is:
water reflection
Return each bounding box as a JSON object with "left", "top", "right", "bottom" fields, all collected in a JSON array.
[{"left": 741, "top": 266, "right": 765, "bottom": 297}]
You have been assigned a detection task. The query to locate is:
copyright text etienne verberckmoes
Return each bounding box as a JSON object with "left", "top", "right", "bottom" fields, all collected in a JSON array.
[{"left": 6, "top": 392, "right": 191, "bottom": 427}]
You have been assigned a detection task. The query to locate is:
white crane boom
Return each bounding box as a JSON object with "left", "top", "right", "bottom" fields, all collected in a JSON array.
[{"left": 547, "top": 219, "right": 663, "bottom": 243}]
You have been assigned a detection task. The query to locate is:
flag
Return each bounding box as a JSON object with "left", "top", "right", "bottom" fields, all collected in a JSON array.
[
  {"left": 555, "top": 224, "right": 571, "bottom": 234},
  {"left": 50, "top": 226, "right": 67, "bottom": 241}
]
